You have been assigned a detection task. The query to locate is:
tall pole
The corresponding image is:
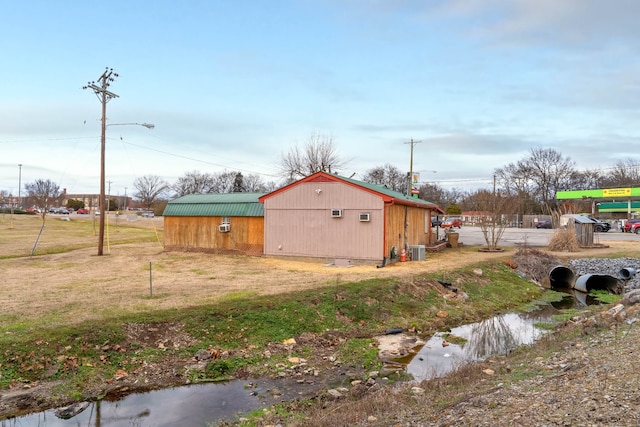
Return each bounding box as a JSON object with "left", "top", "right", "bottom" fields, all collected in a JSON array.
[
  {"left": 18, "top": 164, "right": 22, "bottom": 209},
  {"left": 84, "top": 68, "right": 119, "bottom": 256},
  {"left": 405, "top": 139, "right": 421, "bottom": 197},
  {"left": 403, "top": 138, "right": 421, "bottom": 252}
]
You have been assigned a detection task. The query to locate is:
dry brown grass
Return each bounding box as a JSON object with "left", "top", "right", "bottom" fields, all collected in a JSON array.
[
  {"left": 547, "top": 227, "right": 581, "bottom": 252},
  {"left": 1, "top": 215, "right": 637, "bottom": 328},
  {"left": 0, "top": 215, "right": 511, "bottom": 327}
]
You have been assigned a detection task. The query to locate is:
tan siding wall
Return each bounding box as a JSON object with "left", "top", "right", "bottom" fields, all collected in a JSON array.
[
  {"left": 264, "top": 182, "right": 384, "bottom": 260},
  {"left": 164, "top": 216, "right": 264, "bottom": 255}
]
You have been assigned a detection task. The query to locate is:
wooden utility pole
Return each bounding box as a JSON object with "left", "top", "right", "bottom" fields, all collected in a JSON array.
[
  {"left": 403, "top": 138, "right": 421, "bottom": 254},
  {"left": 84, "top": 68, "right": 119, "bottom": 256},
  {"left": 405, "top": 139, "right": 421, "bottom": 196}
]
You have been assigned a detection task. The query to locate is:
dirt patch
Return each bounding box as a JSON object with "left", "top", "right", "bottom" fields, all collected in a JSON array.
[{"left": 123, "top": 322, "right": 199, "bottom": 350}]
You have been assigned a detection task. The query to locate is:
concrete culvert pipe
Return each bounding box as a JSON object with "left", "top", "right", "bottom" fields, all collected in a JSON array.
[
  {"left": 619, "top": 267, "right": 636, "bottom": 280},
  {"left": 574, "top": 274, "right": 621, "bottom": 294},
  {"left": 549, "top": 265, "right": 576, "bottom": 289}
]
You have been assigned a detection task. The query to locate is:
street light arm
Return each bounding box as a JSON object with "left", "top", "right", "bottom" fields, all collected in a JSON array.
[{"left": 107, "top": 122, "right": 155, "bottom": 129}]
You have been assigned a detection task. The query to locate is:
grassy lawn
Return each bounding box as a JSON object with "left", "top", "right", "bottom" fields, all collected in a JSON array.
[{"left": 2, "top": 214, "right": 628, "bottom": 422}]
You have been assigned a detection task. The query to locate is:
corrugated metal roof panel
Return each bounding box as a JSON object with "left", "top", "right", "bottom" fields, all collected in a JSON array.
[{"left": 163, "top": 193, "right": 265, "bottom": 217}]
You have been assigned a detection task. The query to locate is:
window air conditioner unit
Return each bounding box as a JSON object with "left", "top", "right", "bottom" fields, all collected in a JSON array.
[
  {"left": 359, "top": 212, "right": 371, "bottom": 222},
  {"left": 331, "top": 209, "right": 343, "bottom": 218},
  {"left": 218, "top": 223, "right": 230, "bottom": 232}
]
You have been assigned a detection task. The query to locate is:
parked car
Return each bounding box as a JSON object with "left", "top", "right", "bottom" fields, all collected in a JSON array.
[
  {"left": 76, "top": 208, "right": 90, "bottom": 214},
  {"left": 623, "top": 219, "right": 640, "bottom": 233},
  {"left": 48, "top": 207, "right": 69, "bottom": 214},
  {"left": 141, "top": 211, "right": 155, "bottom": 218},
  {"left": 441, "top": 218, "right": 462, "bottom": 228},
  {"left": 431, "top": 217, "right": 442, "bottom": 227},
  {"left": 535, "top": 219, "right": 552, "bottom": 229},
  {"left": 624, "top": 219, "right": 640, "bottom": 233},
  {"left": 593, "top": 219, "right": 611, "bottom": 233}
]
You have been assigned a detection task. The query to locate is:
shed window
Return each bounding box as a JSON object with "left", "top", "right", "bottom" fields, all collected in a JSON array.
[{"left": 222, "top": 216, "right": 230, "bottom": 224}]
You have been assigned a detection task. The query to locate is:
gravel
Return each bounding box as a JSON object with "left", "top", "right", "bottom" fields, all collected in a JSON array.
[{"left": 568, "top": 257, "right": 640, "bottom": 291}]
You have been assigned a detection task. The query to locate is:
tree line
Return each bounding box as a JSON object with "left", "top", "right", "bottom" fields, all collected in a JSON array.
[{"left": 7, "top": 135, "right": 640, "bottom": 218}]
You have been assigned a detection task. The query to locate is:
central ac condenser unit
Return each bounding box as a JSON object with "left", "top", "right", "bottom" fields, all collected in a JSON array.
[{"left": 409, "top": 245, "right": 426, "bottom": 261}]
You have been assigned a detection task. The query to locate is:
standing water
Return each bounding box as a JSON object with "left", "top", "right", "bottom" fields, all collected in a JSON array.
[
  {"left": 7, "top": 378, "right": 308, "bottom": 426},
  {"left": 405, "top": 308, "right": 555, "bottom": 382}
]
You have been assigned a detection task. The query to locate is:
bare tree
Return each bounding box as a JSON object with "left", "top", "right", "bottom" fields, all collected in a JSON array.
[
  {"left": 278, "top": 133, "right": 345, "bottom": 181},
  {"left": 470, "top": 188, "right": 517, "bottom": 251},
  {"left": 568, "top": 168, "right": 603, "bottom": 190},
  {"left": 242, "top": 173, "right": 273, "bottom": 192},
  {"left": 420, "top": 183, "right": 464, "bottom": 212},
  {"left": 133, "top": 175, "right": 169, "bottom": 209},
  {"left": 24, "top": 179, "right": 61, "bottom": 221},
  {"left": 208, "top": 170, "right": 237, "bottom": 193},
  {"left": 601, "top": 159, "right": 640, "bottom": 188},
  {"left": 495, "top": 148, "right": 576, "bottom": 212},
  {"left": 172, "top": 171, "right": 216, "bottom": 197},
  {"left": 362, "top": 164, "right": 407, "bottom": 193}
]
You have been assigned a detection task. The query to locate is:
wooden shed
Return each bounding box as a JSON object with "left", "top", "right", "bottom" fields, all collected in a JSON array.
[
  {"left": 162, "top": 193, "right": 265, "bottom": 255},
  {"left": 258, "top": 172, "right": 442, "bottom": 263},
  {"left": 561, "top": 214, "right": 596, "bottom": 247}
]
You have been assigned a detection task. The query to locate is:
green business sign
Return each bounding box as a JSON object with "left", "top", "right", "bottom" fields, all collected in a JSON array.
[
  {"left": 557, "top": 188, "right": 640, "bottom": 199},
  {"left": 597, "top": 202, "right": 640, "bottom": 212}
]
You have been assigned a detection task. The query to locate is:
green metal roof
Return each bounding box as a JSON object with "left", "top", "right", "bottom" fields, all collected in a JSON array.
[{"left": 163, "top": 193, "right": 266, "bottom": 217}]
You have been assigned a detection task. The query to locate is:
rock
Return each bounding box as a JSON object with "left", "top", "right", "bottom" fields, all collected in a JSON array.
[
  {"left": 436, "top": 311, "right": 448, "bottom": 318},
  {"left": 327, "top": 389, "right": 342, "bottom": 399},
  {"left": 622, "top": 289, "right": 640, "bottom": 306},
  {"left": 482, "top": 369, "right": 495, "bottom": 375},
  {"left": 194, "top": 349, "right": 211, "bottom": 361},
  {"left": 411, "top": 386, "right": 425, "bottom": 394},
  {"left": 601, "top": 304, "right": 624, "bottom": 320},
  {"left": 473, "top": 268, "right": 483, "bottom": 276}
]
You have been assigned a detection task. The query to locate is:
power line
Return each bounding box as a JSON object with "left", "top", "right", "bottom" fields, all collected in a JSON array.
[{"left": 115, "top": 137, "right": 281, "bottom": 179}]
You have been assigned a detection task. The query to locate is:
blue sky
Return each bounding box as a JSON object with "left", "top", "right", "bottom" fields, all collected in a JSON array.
[{"left": 2, "top": 0, "right": 640, "bottom": 198}]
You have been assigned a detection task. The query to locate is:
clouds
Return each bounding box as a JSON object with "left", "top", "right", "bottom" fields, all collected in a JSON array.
[{"left": 2, "top": 0, "right": 640, "bottom": 197}]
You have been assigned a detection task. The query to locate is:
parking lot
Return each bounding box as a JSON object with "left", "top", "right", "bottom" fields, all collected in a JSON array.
[{"left": 450, "top": 225, "right": 638, "bottom": 247}]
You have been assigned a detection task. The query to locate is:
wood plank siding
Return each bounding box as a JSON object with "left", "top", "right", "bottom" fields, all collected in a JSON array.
[
  {"left": 263, "top": 181, "right": 384, "bottom": 260},
  {"left": 164, "top": 216, "right": 264, "bottom": 256},
  {"left": 385, "top": 204, "right": 431, "bottom": 257}
]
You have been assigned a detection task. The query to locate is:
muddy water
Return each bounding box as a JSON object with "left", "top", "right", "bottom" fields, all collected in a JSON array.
[{"left": 404, "top": 307, "right": 557, "bottom": 382}]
